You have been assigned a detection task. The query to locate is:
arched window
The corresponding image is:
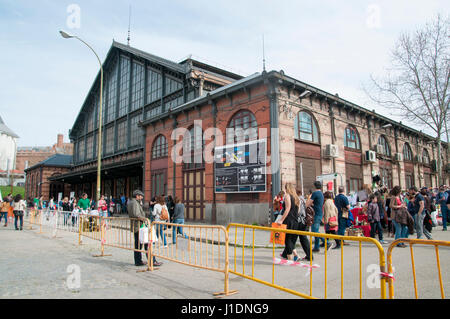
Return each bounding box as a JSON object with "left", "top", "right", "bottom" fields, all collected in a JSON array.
[
  {"left": 152, "top": 135, "right": 168, "bottom": 159},
  {"left": 403, "top": 143, "right": 413, "bottom": 161},
  {"left": 344, "top": 126, "right": 360, "bottom": 149},
  {"left": 295, "top": 111, "right": 319, "bottom": 143},
  {"left": 226, "top": 110, "right": 258, "bottom": 144},
  {"left": 378, "top": 135, "right": 391, "bottom": 157},
  {"left": 423, "top": 149, "right": 430, "bottom": 164}
]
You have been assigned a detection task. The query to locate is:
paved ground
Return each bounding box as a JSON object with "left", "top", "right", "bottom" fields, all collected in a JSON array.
[{"left": 0, "top": 219, "right": 449, "bottom": 299}]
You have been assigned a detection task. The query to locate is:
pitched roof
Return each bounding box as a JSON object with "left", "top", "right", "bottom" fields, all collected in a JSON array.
[
  {"left": 0, "top": 116, "right": 19, "bottom": 138},
  {"left": 25, "top": 154, "right": 72, "bottom": 172}
]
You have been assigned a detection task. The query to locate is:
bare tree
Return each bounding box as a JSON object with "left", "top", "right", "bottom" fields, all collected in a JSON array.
[{"left": 366, "top": 14, "right": 450, "bottom": 185}]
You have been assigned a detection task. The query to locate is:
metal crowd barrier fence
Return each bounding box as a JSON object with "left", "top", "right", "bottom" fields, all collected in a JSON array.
[
  {"left": 78, "top": 215, "right": 151, "bottom": 272},
  {"left": 150, "top": 221, "right": 238, "bottom": 297},
  {"left": 386, "top": 238, "right": 450, "bottom": 299},
  {"left": 226, "top": 223, "right": 387, "bottom": 299}
]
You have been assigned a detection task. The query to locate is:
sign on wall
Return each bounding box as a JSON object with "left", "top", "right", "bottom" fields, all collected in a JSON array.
[{"left": 214, "top": 139, "right": 267, "bottom": 193}]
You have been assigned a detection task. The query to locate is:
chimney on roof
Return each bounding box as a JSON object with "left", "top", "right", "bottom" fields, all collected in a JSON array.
[{"left": 57, "top": 134, "right": 64, "bottom": 148}]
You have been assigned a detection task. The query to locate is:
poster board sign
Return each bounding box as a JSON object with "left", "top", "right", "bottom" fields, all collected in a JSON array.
[{"left": 214, "top": 139, "right": 266, "bottom": 193}]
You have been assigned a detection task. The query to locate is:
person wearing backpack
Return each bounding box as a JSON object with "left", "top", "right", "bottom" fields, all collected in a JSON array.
[
  {"left": 277, "top": 183, "right": 312, "bottom": 262},
  {"left": 152, "top": 196, "right": 169, "bottom": 247}
]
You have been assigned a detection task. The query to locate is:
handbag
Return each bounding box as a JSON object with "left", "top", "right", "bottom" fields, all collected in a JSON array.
[
  {"left": 270, "top": 222, "right": 286, "bottom": 245},
  {"left": 342, "top": 206, "right": 349, "bottom": 219},
  {"left": 305, "top": 206, "right": 315, "bottom": 227},
  {"left": 328, "top": 216, "right": 338, "bottom": 228}
]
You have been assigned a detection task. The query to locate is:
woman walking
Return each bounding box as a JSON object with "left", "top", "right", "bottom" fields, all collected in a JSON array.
[
  {"left": 390, "top": 186, "right": 408, "bottom": 247},
  {"left": 0, "top": 198, "right": 10, "bottom": 227},
  {"left": 323, "top": 191, "right": 340, "bottom": 249},
  {"left": 277, "top": 183, "right": 312, "bottom": 261},
  {"left": 12, "top": 194, "right": 27, "bottom": 231},
  {"left": 152, "top": 196, "right": 169, "bottom": 247}
]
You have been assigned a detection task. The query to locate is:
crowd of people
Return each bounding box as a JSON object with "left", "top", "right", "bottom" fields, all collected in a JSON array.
[
  {"left": 274, "top": 181, "right": 450, "bottom": 261},
  {"left": 128, "top": 190, "right": 188, "bottom": 267}
]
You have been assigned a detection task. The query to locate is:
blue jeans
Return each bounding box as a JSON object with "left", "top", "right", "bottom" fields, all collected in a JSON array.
[
  {"left": 172, "top": 218, "right": 186, "bottom": 243},
  {"left": 392, "top": 220, "right": 408, "bottom": 241},
  {"left": 311, "top": 213, "right": 325, "bottom": 250},
  {"left": 441, "top": 204, "right": 448, "bottom": 230},
  {"left": 14, "top": 215, "right": 23, "bottom": 229},
  {"left": 337, "top": 214, "right": 347, "bottom": 237},
  {"left": 156, "top": 223, "right": 167, "bottom": 246},
  {"left": 0, "top": 212, "right": 7, "bottom": 225}
]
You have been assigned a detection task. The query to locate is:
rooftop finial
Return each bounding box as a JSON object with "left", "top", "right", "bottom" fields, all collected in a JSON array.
[
  {"left": 127, "top": 4, "right": 131, "bottom": 46},
  {"left": 262, "top": 34, "right": 266, "bottom": 72}
]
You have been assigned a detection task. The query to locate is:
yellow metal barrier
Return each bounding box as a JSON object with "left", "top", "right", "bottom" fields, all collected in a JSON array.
[
  {"left": 150, "top": 221, "right": 238, "bottom": 297},
  {"left": 386, "top": 238, "right": 450, "bottom": 299},
  {"left": 226, "top": 223, "right": 387, "bottom": 299},
  {"left": 78, "top": 215, "right": 152, "bottom": 270}
]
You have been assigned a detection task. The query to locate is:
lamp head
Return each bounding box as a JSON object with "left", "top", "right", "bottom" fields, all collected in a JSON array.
[{"left": 59, "top": 30, "right": 74, "bottom": 39}]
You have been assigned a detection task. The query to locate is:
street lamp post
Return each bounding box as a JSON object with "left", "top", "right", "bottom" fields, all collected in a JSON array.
[{"left": 59, "top": 30, "right": 103, "bottom": 205}]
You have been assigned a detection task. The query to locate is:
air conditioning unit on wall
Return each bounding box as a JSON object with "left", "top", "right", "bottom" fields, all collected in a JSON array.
[
  {"left": 374, "top": 144, "right": 384, "bottom": 154},
  {"left": 324, "top": 144, "right": 339, "bottom": 158},
  {"left": 394, "top": 153, "right": 403, "bottom": 162},
  {"left": 365, "top": 150, "right": 377, "bottom": 163}
]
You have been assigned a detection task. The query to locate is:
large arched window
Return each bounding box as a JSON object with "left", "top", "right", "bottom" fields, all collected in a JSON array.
[
  {"left": 423, "top": 149, "right": 430, "bottom": 164},
  {"left": 378, "top": 135, "right": 391, "bottom": 157},
  {"left": 344, "top": 126, "right": 360, "bottom": 149},
  {"left": 152, "top": 135, "right": 168, "bottom": 159},
  {"left": 226, "top": 110, "right": 258, "bottom": 144},
  {"left": 403, "top": 143, "right": 413, "bottom": 161},
  {"left": 295, "top": 111, "right": 319, "bottom": 143}
]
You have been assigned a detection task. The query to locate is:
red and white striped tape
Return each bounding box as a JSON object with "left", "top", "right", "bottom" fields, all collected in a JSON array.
[{"left": 273, "top": 257, "right": 320, "bottom": 276}]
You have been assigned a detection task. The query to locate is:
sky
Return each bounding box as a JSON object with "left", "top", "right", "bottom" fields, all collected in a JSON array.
[{"left": 0, "top": 0, "right": 448, "bottom": 147}]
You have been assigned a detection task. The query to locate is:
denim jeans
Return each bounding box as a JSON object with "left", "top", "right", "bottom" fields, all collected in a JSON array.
[
  {"left": 311, "top": 213, "right": 325, "bottom": 250},
  {"left": 0, "top": 212, "right": 7, "bottom": 225},
  {"left": 441, "top": 205, "right": 448, "bottom": 230},
  {"left": 14, "top": 215, "right": 23, "bottom": 229},
  {"left": 172, "top": 218, "right": 186, "bottom": 243},
  {"left": 337, "top": 214, "right": 347, "bottom": 237},
  {"left": 156, "top": 223, "right": 167, "bottom": 246},
  {"left": 392, "top": 220, "right": 408, "bottom": 240},
  {"left": 414, "top": 213, "right": 432, "bottom": 239},
  {"left": 370, "top": 221, "right": 383, "bottom": 240}
]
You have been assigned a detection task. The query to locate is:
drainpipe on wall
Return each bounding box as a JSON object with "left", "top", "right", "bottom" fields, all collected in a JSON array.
[
  {"left": 329, "top": 101, "right": 337, "bottom": 194},
  {"left": 394, "top": 128, "right": 401, "bottom": 188},
  {"left": 211, "top": 99, "right": 217, "bottom": 225},
  {"left": 267, "top": 76, "right": 281, "bottom": 204},
  {"left": 367, "top": 116, "right": 374, "bottom": 184}
]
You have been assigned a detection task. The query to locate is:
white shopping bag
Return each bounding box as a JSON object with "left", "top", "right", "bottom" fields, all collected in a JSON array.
[
  {"left": 139, "top": 224, "right": 149, "bottom": 244},
  {"left": 150, "top": 225, "right": 158, "bottom": 243},
  {"left": 431, "top": 211, "right": 438, "bottom": 227}
]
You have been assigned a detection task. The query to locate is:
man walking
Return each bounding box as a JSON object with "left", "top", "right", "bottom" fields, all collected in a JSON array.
[
  {"left": 128, "top": 190, "right": 162, "bottom": 267},
  {"left": 334, "top": 186, "right": 350, "bottom": 248},
  {"left": 307, "top": 181, "right": 325, "bottom": 252},
  {"left": 409, "top": 186, "right": 432, "bottom": 240},
  {"left": 437, "top": 186, "right": 449, "bottom": 231}
]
